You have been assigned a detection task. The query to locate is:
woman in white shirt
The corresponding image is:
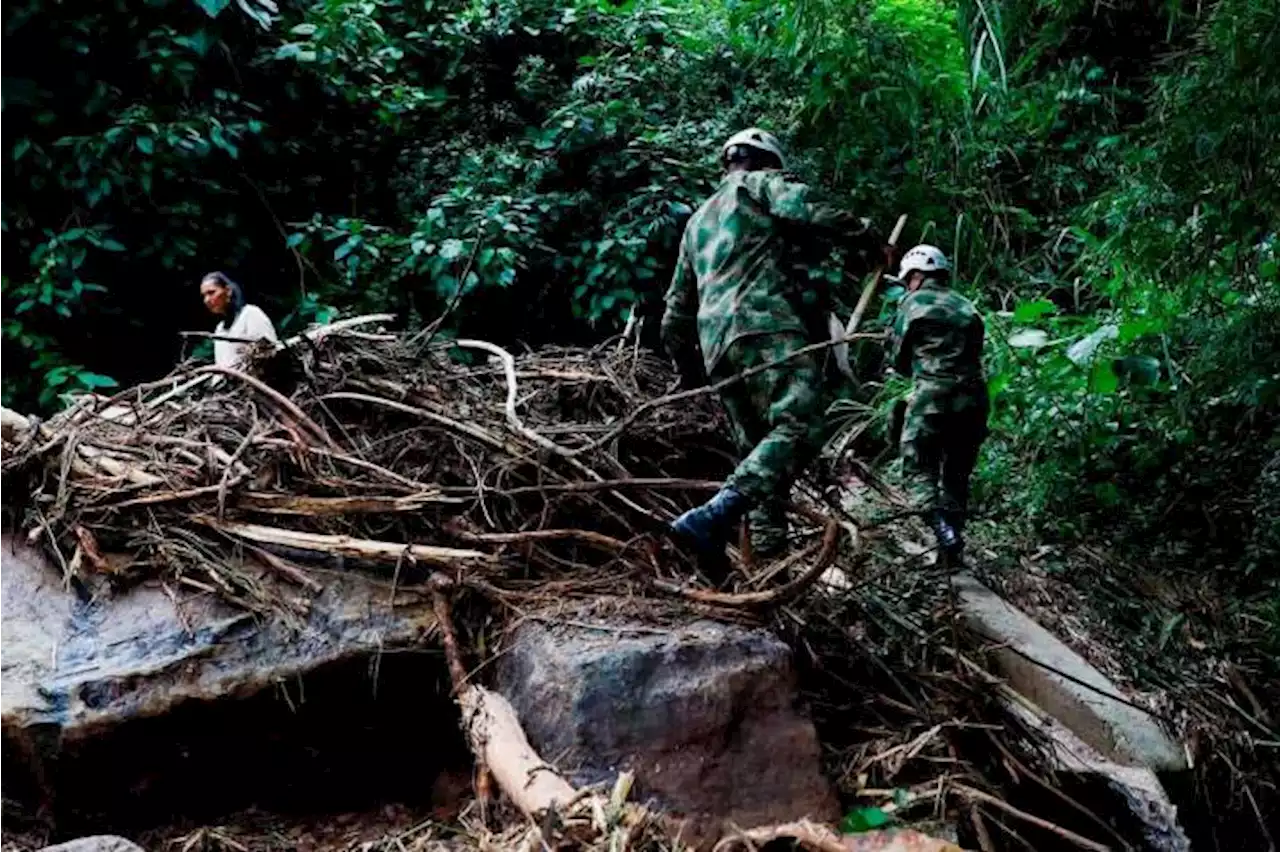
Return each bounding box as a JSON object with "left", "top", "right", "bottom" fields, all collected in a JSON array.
[{"left": 199, "top": 272, "right": 279, "bottom": 368}]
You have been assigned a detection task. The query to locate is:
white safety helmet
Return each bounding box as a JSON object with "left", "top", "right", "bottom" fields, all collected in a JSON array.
[
  {"left": 721, "top": 128, "right": 787, "bottom": 170},
  {"left": 891, "top": 244, "right": 951, "bottom": 282}
]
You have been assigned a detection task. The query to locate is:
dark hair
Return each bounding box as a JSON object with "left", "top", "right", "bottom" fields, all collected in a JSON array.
[
  {"left": 724, "top": 144, "right": 782, "bottom": 172},
  {"left": 202, "top": 271, "right": 245, "bottom": 321}
]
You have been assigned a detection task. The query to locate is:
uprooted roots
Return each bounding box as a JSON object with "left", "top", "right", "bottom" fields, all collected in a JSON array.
[
  {"left": 3, "top": 317, "right": 1139, "bottom": 851},
  {"left": 2, "top": 317, "right": 754, "bottom": 619}
]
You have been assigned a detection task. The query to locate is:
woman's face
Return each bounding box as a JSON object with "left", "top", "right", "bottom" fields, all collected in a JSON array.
[{"left": 201, "top": 277, "right": 231, "bottom": 316}]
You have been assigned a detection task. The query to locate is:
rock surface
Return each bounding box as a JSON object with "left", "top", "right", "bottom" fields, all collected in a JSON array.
[
  {"left": 1, "top": 533, "right": 437, "bottom": 741},
  {"left": 1005, "top": 698, "right": 1191, "bottom": 852},
  {"left": 953, "top": 572, "right": 1186, "bottom": 772},
  {"left": 496, "top": 612, "right": 838, "bottom": 844},
  {"left": 41, "top": 837, "right": 146, "bottom": 852}
]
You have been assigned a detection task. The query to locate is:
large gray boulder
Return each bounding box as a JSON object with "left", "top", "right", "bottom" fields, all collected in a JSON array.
[
  {"left": 1, "top": 532, "right": 445, "bottom": 826},
  {"left": 496, "top": 611, "right": 838, "bottom": 845}
]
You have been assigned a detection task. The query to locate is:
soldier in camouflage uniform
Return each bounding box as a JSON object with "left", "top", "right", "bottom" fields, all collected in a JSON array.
[
  {"left": 886, "top": 245, "right": 988, "bottom": 563},
  {"left": 661, "top": 128, "right": 875, "bottom": 565}
]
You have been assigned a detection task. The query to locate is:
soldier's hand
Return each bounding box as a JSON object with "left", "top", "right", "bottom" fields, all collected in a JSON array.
[{"left": 883, "top": 243, "right": 899, "bottom": 270}]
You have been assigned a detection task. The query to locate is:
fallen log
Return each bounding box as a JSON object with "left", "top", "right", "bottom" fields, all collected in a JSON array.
[
  {"left": 430, "top": 579, "right": 576, "bottom": 818},
  {"left": 458, "top": 685, "right": 578, "bottom": 816},
  {"left": 203, "top": 519, "right": 498, "bottom": 568}
]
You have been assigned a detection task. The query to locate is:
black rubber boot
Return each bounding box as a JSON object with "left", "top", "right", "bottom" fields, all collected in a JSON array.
[
  {"left": 670, "top": 487, "right": 750, "bottom": 555},
  {"left": 946, "top": 510, "right": 968, "bottom": 564},
  {"left": 928, "top": 509, "right": 964, "bottom": 566}
]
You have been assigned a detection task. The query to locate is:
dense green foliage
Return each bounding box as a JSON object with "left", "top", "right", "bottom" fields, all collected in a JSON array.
[
  {"left": 4, "top": 0, "right": 1279, "bottom": 841},
  {"left": 6, "top": 2, "right": 1277, "bottom": 538},
  {"left": 7, "top": 0, "right": 1278, "bottom": 548}
]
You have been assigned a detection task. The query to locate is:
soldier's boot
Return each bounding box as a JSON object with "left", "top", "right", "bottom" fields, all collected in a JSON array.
[
  {"left": 928, "top": 509, "right": 964, "bottom": 567},
  {"left": 943, "top": 508, "right": 968, "bottom": 566},
  {"left": 670, "top": 487, "right": 751, "bottom": 556},
  {"left": 748, "top": 501, "right": 790, "bottom": 562}
]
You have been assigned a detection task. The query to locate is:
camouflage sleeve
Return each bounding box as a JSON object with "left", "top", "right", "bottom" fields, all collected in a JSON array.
[
  {"left": 752, "top": 171, "right": 871, "bottom": 236},
  {"left": 659, "top": 234, "right": 699, "bottom": 367},
  {"left": 888, "top": 301, "right": 914, "bottom": 375}
]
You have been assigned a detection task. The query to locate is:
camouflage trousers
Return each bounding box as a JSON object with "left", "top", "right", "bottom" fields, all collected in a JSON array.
[
  {"left": 900, "top": 381, "right": 989, "bottom": 528},
  {"left": 715, "top": 332, "right": 825, "bottom": 556}
]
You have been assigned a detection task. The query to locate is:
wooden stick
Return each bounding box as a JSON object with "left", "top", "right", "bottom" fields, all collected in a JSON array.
[
  {"left": 714, "top": 821, "right": 848, "bottom": 852},
  {"left": 197, "top": 366, "right": 338, "bottom": 449},
  {"left": 202, "top": 519, "right": 497, "bottom": 567},
  {"left": 320, "top": 391, "right": 513, "bottom": 454},
  {"left": 239, "top": 541, "right": 324, "bottom": 592},
  {"left": 439, "top": 478, "right": 722, "bottom": 498},
  {"left": 845, "top": 213, "right": 909, "bottom": 337},
  {"left": 88, "top": 480, "right": 246, "bottom": 512},
  {"left": 448, "top": 526, "right": 631, "bottom": 554},
  {"left": 832, "top": 214, "right": 908, "bottom": 380},
  {"left": 254, "top": 438, "right": 438, "bottom": 492},
  {"left": 430, "top": 578, "right": 472, "bottom": 690},
  {"left": 2, "top": 407, "right": 162, "bottom": 487},
  {"left": 237, "top": 492, "right": 458, "bottom": 515},
  {"left": 950, "top": 783, "right": 1110, "bottom": 852},
  {"left": 429, "top": 579, "right": 494, "bottom": 820}
]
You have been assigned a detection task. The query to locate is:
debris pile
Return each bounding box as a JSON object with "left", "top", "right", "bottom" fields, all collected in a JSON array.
[
  {"left": 1, "top": 317, "right": 1159, "bottom": 852},
  {"left": 1, "top": 316, "right": 734, "bottom": 621}
]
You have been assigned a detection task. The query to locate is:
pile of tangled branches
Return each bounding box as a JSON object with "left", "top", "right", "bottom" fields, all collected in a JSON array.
[
  {"left": 1, "top": 315, "right": 759, "bottom": 619},
  {"left": 2, "top": 316, "right": 1153, "bottom": 852}
]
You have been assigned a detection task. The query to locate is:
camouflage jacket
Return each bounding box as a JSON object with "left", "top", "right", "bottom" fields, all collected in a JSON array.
[
  {"left": 888, "top": 280, "right": 986, "bottom": 404},
  {"left": 660, "top": 169, "right": 869, "bottom": 374}
]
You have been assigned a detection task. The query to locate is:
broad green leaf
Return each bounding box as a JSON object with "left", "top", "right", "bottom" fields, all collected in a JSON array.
[
  {"left": 1091, "top": 359, "right": 1119, "bottom": 394},
  {"left": 439, "top": 239, "right": 465, "bottom": 261},
  {"left": 840, "top": 807, "right": 891, "bottom": 834},
  {"left": 1013, "top": 299, "right": 1056, "bottom": 323},
  {"left": 135, "top": 136, "right": 155, "bottom": 155},
  {"left": 1093, "top": 481, "right": 1121, "bottom": 506},
  {"left": 987, "top": 372, "right": 1010, "bottom": 401},
  {"left": 209, "top": 126, "right": 238, "bottom": 158},
  {"left": 290, "top": 23, "right": 317, "bottom": 36},
  {"left": 334, "top": 237, "right": 361, "bottom": 261},
  {"left": 1114, "top": 354, "right": 1161, "bottom": 386},
  {"left": 100, "top": 238, "right": 126, "bottom": 252},
  {"left": 78, "top": 372, "right": 118, "bottom": 390},
  {"left": 286, "top": 233, "right": 306, "bottom": 248},
  {"left": 194, "top": 0, "right": 232, "bottom": 17},
  {"left": 1008, "top": 329, "right": 1049, "bottom": 349},
  {"left": 1118, "top": 317, "right": 1163, "bottom": 342},
  {"left": 13, "top": 139, "right": 32, "bottom": 161}
]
